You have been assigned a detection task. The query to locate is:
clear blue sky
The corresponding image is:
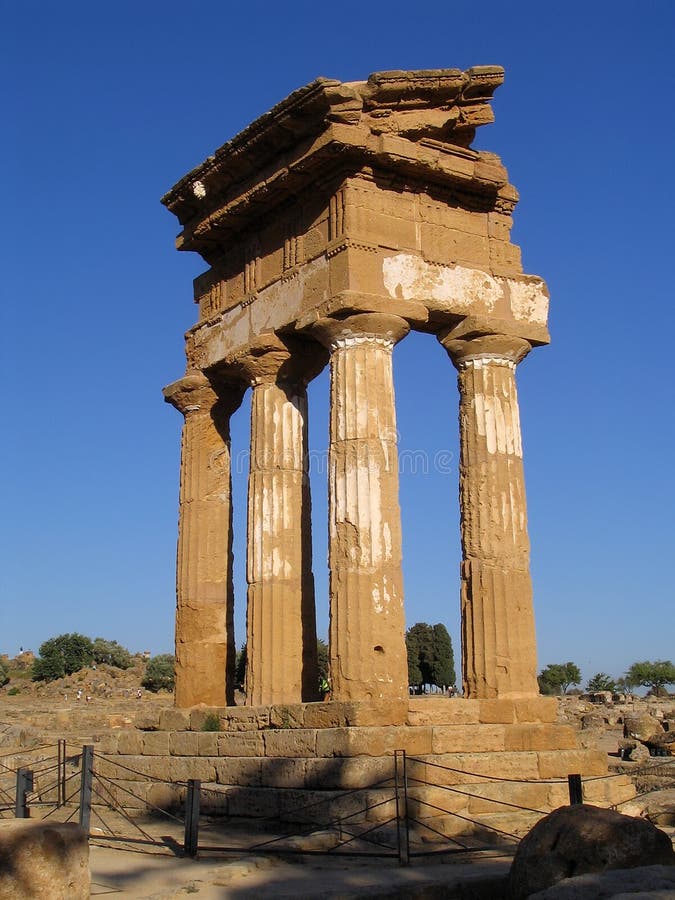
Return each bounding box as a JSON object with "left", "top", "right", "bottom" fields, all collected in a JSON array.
[{"left": 2, "top": 1, "right": 673, "bottom": 688}]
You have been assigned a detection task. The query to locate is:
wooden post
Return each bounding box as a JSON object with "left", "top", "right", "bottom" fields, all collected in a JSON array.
[
  {"left": 567, "top": 773, "right": 583, "bottom": 805},
  {"left": 79, "top": 745, "right": 94, "bottom": 833},
  {"left": 394, "top": 750, "right": 410, "bottom": 866},
  {"left": 15, "top": 768, "right": 33, "bottom": 818},
  {"left": 184, "top": 779, "right": 200, "bottom": 858}
]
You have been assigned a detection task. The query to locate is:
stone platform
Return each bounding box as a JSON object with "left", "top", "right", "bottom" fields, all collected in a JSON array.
[{"left": 92, "top": 698, "right": 635, "bottom": 837}]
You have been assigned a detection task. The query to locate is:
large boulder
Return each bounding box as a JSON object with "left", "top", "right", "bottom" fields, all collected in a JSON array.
[
  {"left": 507, "top": 804, "right": 674, "bottom": 899},
  {"left": 624, "top": 714, "right": 663, "bottom": 742},
  {"left": 0, "top": 821, "right": 89, "bottom": 899}
]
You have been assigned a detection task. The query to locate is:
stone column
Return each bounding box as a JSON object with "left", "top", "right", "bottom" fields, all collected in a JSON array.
[
  {"left": 312, "top": 313, "right": 410, "bottom": 702},
  {"left": 438, "top": 331, "right": 539, "bottom": 699},
  {"left": 164, "top": 373, "right": 244, "bottom": 708},
  {"left": 227, "top": 336, "right": 324, "bottom": 706}
]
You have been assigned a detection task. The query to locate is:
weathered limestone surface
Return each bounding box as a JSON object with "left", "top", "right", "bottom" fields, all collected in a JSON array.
[
  {"left": 312, "top": 313, "right": 411, "bottom": 701},
  {"left": 220, "top": 336, "right": 325, "bottom": 706},
  {"left": 163, "top": 68, "right": 553, "bottom": 713},
  {"left": 0, "top": 821, "right": 89, "bottom": 900},
  {"left": 164, "top": 374, "right": 243, "bottom": 707},
  {"left": 440, "top": 330, "right": 538, "bottom": 699}
]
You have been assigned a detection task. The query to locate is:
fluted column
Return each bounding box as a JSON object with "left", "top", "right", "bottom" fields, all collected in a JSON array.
[
  {"left": 164, "top": 373, "right": 244, "bottom": 708},
  {"left": 228, "top": 335, "right": 325, "bottom": 705},
  {"left": 312, "top": 313, "right": 409, "bottom": 702},
  {"left": 439, "top": 331, "right": 539, "bottom": 699}
]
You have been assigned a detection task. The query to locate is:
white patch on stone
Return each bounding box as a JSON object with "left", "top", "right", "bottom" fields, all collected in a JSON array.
[
  {"left": 372, "top": 585, "right": 383, "bottom": 614},
  {"left": 382, "top": 254, "right": 501, "bottom": 311},
  {"left": 509, "top": 280, "right": 549, "bottom": 325},
  {"left": 192, "top": 180, "right": 206, "bottom": 198}
]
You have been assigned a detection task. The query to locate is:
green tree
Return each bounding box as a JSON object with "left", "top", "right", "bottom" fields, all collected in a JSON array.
[
  {"left": 626, "top": 660, "right": 675, "bottom": 694},
  {"left": 406, "top": 622, "right": 456, "bottom": 690},
  {"left": 32, "top": 633, "right": 94, "bottom": 682},
  {"left": 141, "top": 654, "right": 175, "bottom": 692},
  {"left": 316, "top": 638, "right": 329, "bottom": 683},
  {"left": 235, "top": 645, "right": 247, "bottom": 688},
  {"left": 538, "top": 662, "right": 581, "bottom": 696},
  {"left": 0, "top": 659, "right": 9, "bottom": 687},
  {"left": 92, "top": 638, "right": 132, "bottom": 669},
  {"left": 430, "top": 624, "right": 456, "bottom": 688},
  {"left": 616, "top": 675, "right": 636, "bottom": 694},
  {"left": 586, "top": 672, "right": 615, "bottom": 693}
]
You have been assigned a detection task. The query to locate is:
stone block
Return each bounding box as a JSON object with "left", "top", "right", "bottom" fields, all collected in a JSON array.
[
  {"left": 159, "top": 708, "right": 191, "bottom": 732},
  {"left": 146, "top": 781, "right": 184, "bottom": 812},
  {"left": 407, "top": 785, "right": 470, "bottom": 820},
  {"left": 95, "top": 754, "right": 154, "bottom": 782},
  {"left": 304, "top": 756, "right": 394, "bottom": 790},
  {"left": 134, "top": 708, "right": 161, "bottom": 731},
  {"left": 227, "top": 787, "right": 279, "bottom": 819},
  {"left": 107, "top": 714, "right": 134, "bottom": 729},
  {"left": 263, "top": 729, "right": 317, "bottom": 758},
  {"left": 101, "top": 779, "right": 148, "bottom": 810},
  {"left": 220, "top": 706, "right": 270, "bottom": 732},
  {"left": 116, "top": 730, "right": 143, "bottom": 755},
  {"left": 504, "top": 725, "right": 578, "bottom": 752},
  {"left": 218, "top": 732, "right": 265, "bottom": 757},
  {"left": 92, "top": 732, "right": 119, "bottom": 753},
  {"left": 260, "top": 758, "right": 307, "bottom": 789},
  {"left": 168, "top": 756, "right": 216, "bottom": 783},
  {"left": 407, "top": 698, "right": 480, "bottom": 726},
  {"left": 302, "top": 702, "right": 343, "bottom": 729},
  {"left": 198, "top": 732, "right": 220, "bottom": 756},
  {"left": 412, "top": 751, "right": 541, "bottom": 786},
  {"left": 342, "top": 700, "right": 408, "bottom": 726},
  {"left": 316, "top": 726, "right": 432, "bottom": 758},
  {"left": 464, "top": 782, "right": 549, "bottom": 816},
  {"left": 142, "top": 732, "right": 170, "bottom": 756},
  {"left": 269, "top": 704, "right": 305, "bottom": 729},
  {"left": 190, "top": 708, "right": 223, "bottom": 732},
  {"left": 513, "top": 697, "right": 558, "bottom": 724},
  {"left": 477, "top": 699, "right": 517, "bottom": 724},
  {"left": 537, "top": 749, "right": 608, "bottom": 779},
  {"left": 200, "top": 783, "right": 229, "bottom": 814},
  {"left": 431, "top": 724, "right": 506, "bottom": 754},
  {"left": 214, "top": 757, "right": 263, "bottom": 787},
  {"left": 169, "top": 731, "right": 199, "bottom": 756}
]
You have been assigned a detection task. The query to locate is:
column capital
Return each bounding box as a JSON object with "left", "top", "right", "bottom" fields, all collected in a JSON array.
[
  {"left": 163, "top": 372, "right": 244, "bottom": 418},
  {"left": 438, "top": 328, "right": 531, "bottom": 370},
  {"left": 219, "top": 333, "right": 327, "bottom": 387},
  {"left": 310, "top": 312, "right": 410, "bottom": 352}
]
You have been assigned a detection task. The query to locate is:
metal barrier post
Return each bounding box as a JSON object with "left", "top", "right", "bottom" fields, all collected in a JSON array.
[
  {"left": 15, "top": 768, "right": 33, "bottom": 818},
  {"left": 184, "top": 779, "right": 200, "bottom": 858},
  {"left": 567, "top": 773, "right": 583, "bottom": 805},
  {"left": 394, "top": 750, "right": 410, "bottom": 866},
  {"left": 79, "top": 745, "right": 94, "bottom": 833},
  {"left": 58, "top": 739, "right": 66, "bottom": 807}
]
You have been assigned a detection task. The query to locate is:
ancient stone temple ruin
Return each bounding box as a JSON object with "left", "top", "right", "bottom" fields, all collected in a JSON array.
[
  {"left": 153, "top": 68, "right": 635, "bottom": 831},
  {"left": 162, "top": 67, "right": 550, "bottom": 710}
]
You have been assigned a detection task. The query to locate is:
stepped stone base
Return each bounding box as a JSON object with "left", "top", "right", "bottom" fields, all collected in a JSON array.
[{"left": 93, "top": 698, "right": 635, "bottom": 837}]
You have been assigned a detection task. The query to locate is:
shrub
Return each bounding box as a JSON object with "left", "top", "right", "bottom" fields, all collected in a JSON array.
[
  {"left": 7, "top": 686, "right": 20, "bottom": 696},
  {"left": 32, "top": 633, "right": 94, "bottom": 682},
  {"left": 141, "top": 654, "right": 175, "bottom": 692},
  {"left": 0, "top": 660, "right": 8, "bottom": 688},
  {"left": 201, "top": 713, "right": 221, "bottom": 732},
  {"left": 92, "top": 638, "right": 132, "bottom": 669}
]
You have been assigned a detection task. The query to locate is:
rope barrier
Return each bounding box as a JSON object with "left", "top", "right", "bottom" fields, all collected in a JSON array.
[
  {"left": 406, "top": 773, "right": 549, "bottom": 816},
  {"left": 96, "top": 753, "right": 187, "bottom": 785},
  {"left": 94, "top": 772, "right": 185, "bottom": 825},
  {"left": 407, "top": 755, "right": 567, "bottom": 785}
]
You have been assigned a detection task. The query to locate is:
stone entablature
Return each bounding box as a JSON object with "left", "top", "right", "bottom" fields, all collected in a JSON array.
[{"left": 163, "top": 68, "right": 552, "bottom": 711}]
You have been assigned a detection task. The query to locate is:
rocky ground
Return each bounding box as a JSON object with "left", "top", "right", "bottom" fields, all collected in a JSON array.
[{"left": 1, "top": 671, "right": 673, "bottom": 897}]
